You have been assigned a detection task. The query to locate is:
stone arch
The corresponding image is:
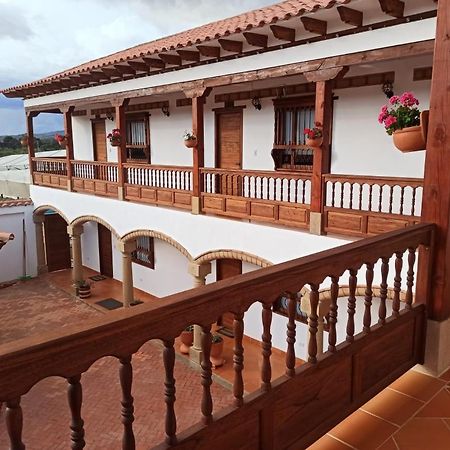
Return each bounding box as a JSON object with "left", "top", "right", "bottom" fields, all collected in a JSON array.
[
  {"left": 316, "top": 285, "right": 409, "bottom": 303},
  {"left": 194, "top": 249, "right": 272, "bottom": 268},
  {"left": 121, "top": 229, "right": 192, "bottom": 260},
  {"left": 33, "top": 204, "right": 70, "bottom": 224},
  {"left": 70, "top": 215, "right": 120, "bottom": 238}
]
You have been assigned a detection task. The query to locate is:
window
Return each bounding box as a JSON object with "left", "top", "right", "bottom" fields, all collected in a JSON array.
[
  {"left": 272, "top": 96, "right": 315, "bottom": 172},
  {"left": 126, "top": 114, "right": 150, "bottom": 163},
  {"left": 131, "top": 236, "right": 154, "bottom": 269}
]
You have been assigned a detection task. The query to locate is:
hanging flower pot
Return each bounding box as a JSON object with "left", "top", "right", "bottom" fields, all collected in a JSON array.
[
  {"left": 179, "top": 325, "right": 194, "bottom": 354},
  {"left": 110, "top": 137, "right": 121, "bottom": 147},
  {"left": 20, "top": 136, "right": 28, "bottom": 147},
  {"left": 107, "top": 129, "right": 121, "bottom": 147},
  {"left": 304, "top": 123, "right": 323, "bottom": 148},
  {"left": 305, "top": 137, "right": 323, "bottom": 148},
  {"left": 54, "top": 133, "right": 67, "bottom": 148},
  {"left": 183, "top": 131, "right": 197, "bottom": 149},
  {"left": 210, "top": 334, "right": 224, "bottom": 368},
  {"left": 392, "top": 110, "right": 429, "bottom": 153}
]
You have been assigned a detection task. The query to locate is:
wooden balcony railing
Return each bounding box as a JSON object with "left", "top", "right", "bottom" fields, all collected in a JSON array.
[
  {"left": 0, "top": 224, "right": 434, "bottom": 449},
  {"left": 323, "top": 174, "right": 424, "bottom": 236},
  {"left": 124, "top": 164, "right": 193, "bottom": 209},
  {"left": 201, "top": 168, "right": 312, "bottom": 228},
  {"left": 71, "top": 160, "right": 119, "bottom": 197},
  {"left": 31, "top": 157, "right": 68, "bottom": 189}
]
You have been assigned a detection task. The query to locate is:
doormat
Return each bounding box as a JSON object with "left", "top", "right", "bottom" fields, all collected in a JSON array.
[
  {"left": 89, "top": 275, "right": 107, "bottom": 282},
  {"left": 216, "top": 326, "right": 234, "bottom": 339},
  {"left": 96, "top": 298, "right": 123, "bottom": 310}
]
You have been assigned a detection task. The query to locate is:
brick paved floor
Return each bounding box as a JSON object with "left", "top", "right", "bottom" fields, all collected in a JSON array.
[{"left": 0, "top": 278, "right": 234, "bottom": 449}]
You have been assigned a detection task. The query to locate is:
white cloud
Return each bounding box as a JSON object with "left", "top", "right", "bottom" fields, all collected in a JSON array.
[{"left": 0, "top": 0, "right": 274, "bottom": 134}]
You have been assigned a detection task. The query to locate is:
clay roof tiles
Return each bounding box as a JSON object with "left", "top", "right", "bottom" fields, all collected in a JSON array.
[{"left": 1, "top": 0, "right": 350, "bottom": 95}]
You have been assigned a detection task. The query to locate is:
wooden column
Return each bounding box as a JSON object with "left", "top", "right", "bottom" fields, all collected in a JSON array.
[
  {"left": 26, "top": 111, "right": 38, "bottom": 184},
  {"left": 67, "top": 225, "right": 84, "bottom": 286},
  {"left": 113, "top": 98, "right": 130, "bottom": 201},
  {"left": 118, "top": 240, "right": 136, "bottom": 308},
  {"left": 305, "top": 67, "right": 347, "bottom": 235},
  {"left": 62, "top": 106, "right": 75, "bottom": 191},
  {"left": 188, "top": 261, "right": 212, "bottom": 364},
  {"left": 419, "top": 0, "right": 450, "bottom": 322},
  {"left": 33, "top": 215, "right": 47, "bottom": 274}
]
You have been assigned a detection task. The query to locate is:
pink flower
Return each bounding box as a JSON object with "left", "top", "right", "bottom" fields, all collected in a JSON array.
[
  {"left": 378, "top": 105, "right": 389, "bottom": 123},
  {"left": 389, "top": 95, "right": 400, "bottom": 105},
  {"left": 384, "top": 115, "right": 397, "bottom": 128},
  {"left": 400, "top": 92, "right": 419, "bottom": 107}
]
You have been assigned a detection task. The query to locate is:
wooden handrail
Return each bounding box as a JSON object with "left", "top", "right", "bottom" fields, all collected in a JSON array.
[
  {"left": 201, "top": 167, "right": 312, "bottom": 180},
  {"left": 124, "top": 163, "right": 192, "bottom": 172},
  {"left": 31, "top": 157, "right": 67, "bottom": 162},
  {"left": 323, "top": 173, "right": 423, "bottom": 187},
  {"left": 0, "top": 223, "right": 434, "bottom": 402},
  {"left": 70, "top": 159, "right": 118, "bottom": 167}
]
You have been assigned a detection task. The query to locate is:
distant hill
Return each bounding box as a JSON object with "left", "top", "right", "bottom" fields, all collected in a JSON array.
[{"left": 0, "top": 130, "right": 64, "bottom": 141}]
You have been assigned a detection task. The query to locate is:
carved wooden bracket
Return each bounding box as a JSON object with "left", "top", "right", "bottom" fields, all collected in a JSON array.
[
  {"left": 182, "top": 83, "right": 212, "bottom": 99},
  {"left": 110, "top": 97, "right": 130, "bottom": 108},
  {"left": 304, "top": 66, "right": 349, "bottom": 83}
]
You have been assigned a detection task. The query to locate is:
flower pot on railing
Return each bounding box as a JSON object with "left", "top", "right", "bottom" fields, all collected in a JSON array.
[
  {"left": 210, "top": 335, "right": 224, "bottom": 368},
  {"left": 305, "top": 137, "right": 323, "bottom": 148},
  {"left": 179, "top": 326, "right": 194, "bottom": 354},
  {"left": 392, "top": 110, "right": 429, "bottom": 153}
]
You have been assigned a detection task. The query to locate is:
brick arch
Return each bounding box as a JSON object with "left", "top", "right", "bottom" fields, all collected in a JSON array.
[
  {"left": 194, "top": 250, "right": 272, "bottom": 268},
  {"left": 33, "top": 205, "right": 70, "bottom": 224},
  {"left": 121, "top": 230, "right": 192, "bottom": 260},
  {"left": 70, "top": 215, "right": 120, "bottom": 238}
]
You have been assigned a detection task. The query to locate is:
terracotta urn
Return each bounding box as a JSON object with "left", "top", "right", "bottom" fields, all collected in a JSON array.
[
  {"left": 184, "top": 138, "right": 197, "bottom": 149},
  {"left": 58, "top": 137, "right": 68, "bottom": 148},
  {"left": 179, "top": 328, "right": 194, "bottom": 354},
  {"left": 210, "top": 336, "right": 224, "bottom": 368},
  {"left": 110, "top": 138, "right": 121, "bottom": 147},
  {"left": 77, "top": 284, "right": 91, "bottom": 299},
  {"left": 393, "top": 110, "right": 429, "bottom": 153},
  {"left": 305, "top": 137, "right": 323, "bottom": 147}
]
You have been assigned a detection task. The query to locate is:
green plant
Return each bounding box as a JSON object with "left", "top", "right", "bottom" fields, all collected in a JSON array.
[
  {"left": 75, "top": 280, "right": 90, "bottom": 288},
  {"left": 184, "top": 325, "right": 194, "bottom": 332},
  {"left": 183, "top": 131, "right": 196, "bottom": 141}
]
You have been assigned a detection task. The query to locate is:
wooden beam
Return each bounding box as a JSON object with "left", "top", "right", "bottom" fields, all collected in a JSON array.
[
  {"left": 218, "top": 39, "right": 243, "bottom": 53},
  {"left": 270, "top": 25, "right": 295, "bottom": 42},
  {"left": 127, "top": 61, "right": 150, "bottom": 72},
  {"left": 301, "top": 17, "right": 327, "bottom": 36},
  {"left": 419, "top": 0, "right": 450, "bottom": 321},
  {"left": 177, "top": 50, "right": 200, "bottom": 63},
  {"left": 142, "top": 57, "right": 166, "bottom": 69},
  {"left": 197, "top": 45, "right": 221, "bottom": 58},
  {"left": 159, "top": 54, "right": 182, "bottom": 66},
  {"left": 379, "top": 0, "right": 405, "bottom": 18},
  {"left": 304, "top": 66, "right": 348, "bottom": 83},
  {"left": 243, "top": 32, "right": 268, "bottom": 48},
  {"left": 100, "top": 67, "right": 123, "bottom": 79},
  {"left": 114, "top": 64, "right": 136, "bottom": 75},
  {"left": 337, "top": 6, "right": 363, "bottom": 27}
]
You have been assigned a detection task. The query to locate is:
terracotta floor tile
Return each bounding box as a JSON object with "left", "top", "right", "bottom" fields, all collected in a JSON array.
[
  {"left": 416, "top": 389, "right": 450, "bottom": 418},
  {"left": 393, "top": 418, "right": 450, "bottom": 450},
  {"left": 377, "top": 437, "right": 398, "bottom": 450},
  {"left": 307, "top": 434, "right": 353, "bottom": 450},
  {"left": 439, "top": 367, "right": 450, "bottom": 382},
  {"left": 329, "top": 410, "right": 398, "bottom": 450},
  {"left": 389, "top": 370, "right": 446, "bottom": 402},
  {"left": 361, "top": 388, "right": 423, "bottom": 426}
]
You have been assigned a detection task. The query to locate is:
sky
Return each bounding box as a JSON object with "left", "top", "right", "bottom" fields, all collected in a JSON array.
[{"left": 0, "top": 0, "right": 275, "bottom": 136}]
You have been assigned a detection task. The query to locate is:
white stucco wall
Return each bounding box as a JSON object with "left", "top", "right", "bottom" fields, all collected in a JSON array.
[
  {"left": 72, "top": 116, "right": 94, "bottom": 161},
  {"left": 0, "top": 204, "right": 37, "bottom": 282}
]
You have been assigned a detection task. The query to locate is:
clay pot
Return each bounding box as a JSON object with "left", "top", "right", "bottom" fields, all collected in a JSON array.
[
  {"left": 305, "top": 137, "right": 323, "bottom": 147},
  {"left": 179, "top": 330, "right": 193, "bottom": 354},
  {"left": 78, "top": 285, "right": 91, "bottom": 299},
  {"left": 58, "top": 138, "right": 68, "bottom": 148},
  {"left": 184, "top": 138, "right": 197, "bottom": 149},
  {"left": 110, "top": 138, "right": 121, "bottom": 147},
  {"left": 20, "top": 136, "right": 28, "bottom": 146},
  {"left": 210, "top": 338, "right": 224, "bottom": 368},
  {"left": 393, "top": 110, "right": 429, "bottom": 153}
]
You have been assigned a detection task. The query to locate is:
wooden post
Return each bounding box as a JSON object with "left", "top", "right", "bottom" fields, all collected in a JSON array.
[
  {"left": 26, "top": 111, "right": 38, "bottom": 184},
  {"left": 68, "top": 225, "right": 84, "bottom": 287},
  {"left": 62, "top": 106, "right": 75, "bottom": 191},
  {"left": 419, "top": 0, "right": 450, "bottom": 322},
  {"left": 113, "top": 98, "right": 130, "bottom": 201},
  {"left": 305, "top": 67, "right": 347, "bottom": 235},
  {"left": 118, "top": 240, "right": 137, "bottom": 308}
]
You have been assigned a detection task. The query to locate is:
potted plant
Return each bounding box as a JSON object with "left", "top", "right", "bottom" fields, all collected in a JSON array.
[
  {"left": 183, "top": 131, "right": 197, "bottom": 148},
  {"left": 76, "top": 280, "right": 91, "bottom": 299},
  {"left": 378, "top": 91, "right": 429, "bottom": 152},
  {"left": 54, "top": 133, "right": 67, "bottom": 147},
  {"left": 107, "top": 129, "right": 121, "bottom": 147},
  {"left": 179, "top": 325, "right": 194, "bottom": 354},
  {"left": 210, "top": 334, "right": 224, "bottom": 368},
  {"left": 20, "top": 135, "right": 28, "bottom": 147},
  {"left": 304, "top": 123, "right": 323, "bottom": 147}
]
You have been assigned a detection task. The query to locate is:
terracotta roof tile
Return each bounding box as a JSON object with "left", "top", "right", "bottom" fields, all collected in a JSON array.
[
  {"left": 0, "top": 199, "right": 33, "bottom": 208},
  {"left": 1, "top": 0, "right": 350, "bottom": 95}
]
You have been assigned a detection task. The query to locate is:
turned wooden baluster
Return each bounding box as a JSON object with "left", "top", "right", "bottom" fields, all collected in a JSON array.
[
  {"left": 405, "top": 248, "right": 416, "bottom": 309},
  {"left": 411, "top": 187, "right": 417, "bottom": 216},
  {"left": 233, "top": 312, "right": 245, "bottom": 407},
  {"left": 331, "top": 181, "right": 336, "bottom": 207},
  {"left": 285, "top": 292, "right": 297, "bottom": 376},
  {"left": 349, "top": 183, "right": 354, "bottom": 209},
  {"left": 378, "top": 185, "right": 383, "bottom": 212},
  {"left": 163, "top": 339, "right": 177, "bottom": 445},
  {"left": 308, "top": 284, "right": 320, "bottom": 363},
  {"left": 67, "top": 375, "right": 86, "bottom": 450},
  {"left": 368, "top": 184, "right": 373, "bottom": 211},
  {"left": 261, "top": 302, "right": 272, "bottom": 391},
  {"left": 346, "top": 269, "right": 357, "bottom": 343},
  {"left": 400, "top": 186, "right": 405, "bottom": 215},
  {"left": 6, "top": 397, "right": 25, "bottom": 450},
  {"left": 358, "top": 184, "right": 363, "bottom": 211},
  {"left": 388, "top": 185, "right": 394, "bottom": 214},
  {"left": 363, "top": 263, "right": 374, "bottom": 333},
  {"left": 378, "top": 257, "right": 389, "bottom": 324},
  {"left": 327, "top": 277, "right": 339, "bottom": 352},
  {"left": 119, "top": 356, "right": 136, "bottom": 450},
  {"left": 200, "top": 325, "right": 213, "bottom": 425},
  {"left": 340, "top": 182, "right": 345, "bottom": 208},
  {"left": 393, "top": 251, "right": 403, "bottom": 317}
]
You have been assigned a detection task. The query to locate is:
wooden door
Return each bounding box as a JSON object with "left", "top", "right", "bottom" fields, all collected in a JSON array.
[
  {"left": 44, "top": 214, "right": 71, "bottom": 272},
  {"left": 92, "top": 120, "right": 107, "bottom": 162},
  {"left": 98, "top": 223, "right": 113, "bottom": 278},
  {"left": 217, "top": 259, "right": 243, "bottom": 329},
  {"left": 216, "top": 110, "right": 243, "bottom": 195}
]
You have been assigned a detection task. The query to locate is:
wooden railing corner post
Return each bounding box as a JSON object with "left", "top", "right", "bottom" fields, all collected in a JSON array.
[
  {"left": 61, "top": 105, "right": 75, "bottom": 192},
  {"left": 26, "top": 110, "right": 39, "bottom": 185}
]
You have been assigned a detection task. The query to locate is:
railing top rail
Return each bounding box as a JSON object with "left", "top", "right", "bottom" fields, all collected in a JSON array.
[
  {"left": 31, "top": 157, "right": 67, "bottom": 162},
  {"left": 70, "top": 159, "right": 118, "bottom": 166},
  {"left": 123, "top": 163, "right": 192, "bottom": 171},
  {"left": 0, "top": 223, "right": 434, "bottom": 401},
  {"left": 323, "top": 173, "right": 424, "bottom": 186},
  {"left": 201, "top": 167, "right": 312, "bottom": 179}
]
